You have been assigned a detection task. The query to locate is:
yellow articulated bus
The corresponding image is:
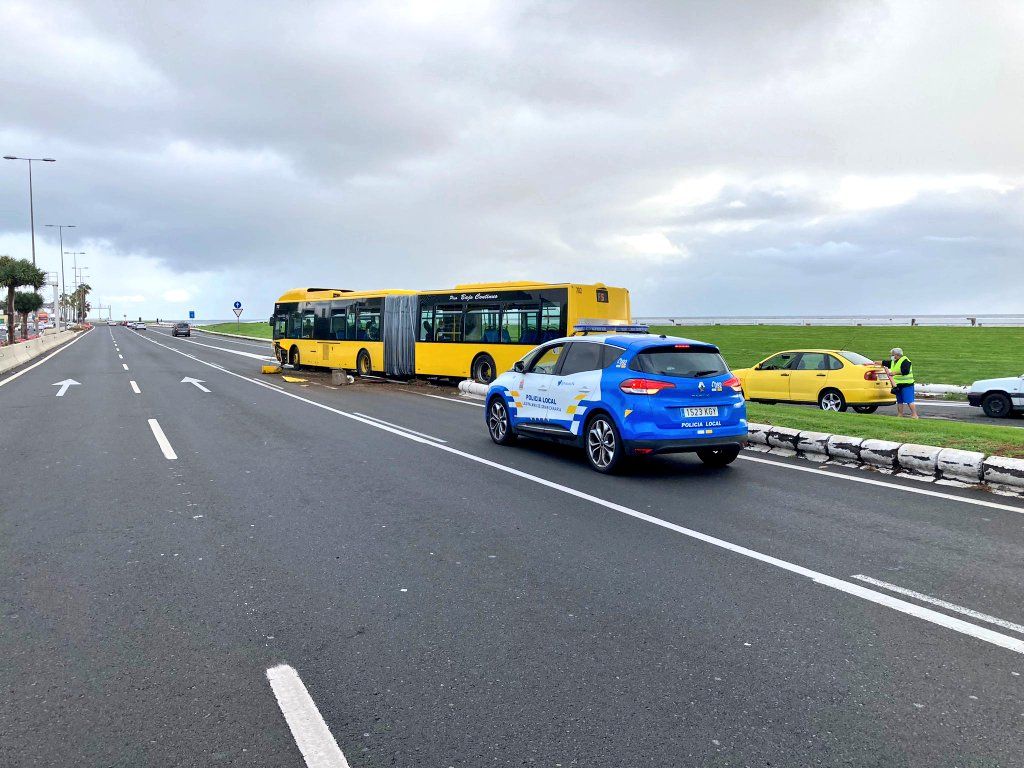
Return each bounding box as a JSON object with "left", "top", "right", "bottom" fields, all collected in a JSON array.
[{"left": 270, "top": 281, "right": 630, "bottom": 382}]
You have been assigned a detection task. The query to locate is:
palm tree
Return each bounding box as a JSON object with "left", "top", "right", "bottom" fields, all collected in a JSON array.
[
  {"left": 14, "top": 290, "right": 44, "bottom": 338},
  {"left": 0, "top": 255, "right": 46, "bottom": 345},
  {"left": 75, "top": 283, "right": 92, "bottom": 323}
]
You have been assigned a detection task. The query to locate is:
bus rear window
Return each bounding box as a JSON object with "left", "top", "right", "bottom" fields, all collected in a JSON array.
[{"left": 631, "top": 345, "right": 728, "bottom": 378}]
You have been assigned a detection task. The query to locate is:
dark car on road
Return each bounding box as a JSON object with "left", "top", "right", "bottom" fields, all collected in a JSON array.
[{"left": 171, "top": 322, "right": 191, "bottom": 337}]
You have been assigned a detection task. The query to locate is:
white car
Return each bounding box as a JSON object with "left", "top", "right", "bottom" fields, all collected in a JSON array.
[
  {"left": 107, "top": 321, "right": 116, "bottom": 326},
  {"left": 135, "top": 322, "right": 148, "bottom": 331},
  {"left": 967, "top": 375, "right": 1024, "bottom": 418}
]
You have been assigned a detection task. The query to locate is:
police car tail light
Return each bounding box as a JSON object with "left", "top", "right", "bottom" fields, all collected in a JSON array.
[
  {"left": 620, "top": 378, "right": 675, "bottom": 395},
  {"left": 721, "top": 375, "right": 743, "bottom": 393}
]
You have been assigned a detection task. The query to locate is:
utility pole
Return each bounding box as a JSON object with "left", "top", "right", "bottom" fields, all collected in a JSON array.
[{"left": 3, "top": 156, "right": 56, "bottom": 266}]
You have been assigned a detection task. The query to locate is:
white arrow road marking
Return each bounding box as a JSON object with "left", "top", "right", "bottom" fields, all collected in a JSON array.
[
  {"left": 181, "top": 377, "right": 211, "bottom": 393},
  {"left": 53, "top": 379, "right": 80, "bottom": 397},
  {"left": 266, "top": 665, "right": 350, "bottom": 768}
]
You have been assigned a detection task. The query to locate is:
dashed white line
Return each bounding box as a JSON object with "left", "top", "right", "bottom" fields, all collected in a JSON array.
[
  {"left": 122, "top": 363, "right": 129, "bottom": 371},
  {"left": 130, "top": 329, "right": 1024, "bottom": 656},
  {"left": 352, "top": 412, "right": 447, "bottom": 443},
  {"left": 118, "top": 354, "right": 123, "bottom": 359},
  {"left": 852, "top": 575, "right": 1024, "bottom": 635},
  {"left": 147, "top": 419, "right": 177, "bottom": 460},
  {"left": 266, "top": 665, "right": 350, "bottom": 768},
  {"left": 130, "top": 380, "right": 141, "bottom": 394}
]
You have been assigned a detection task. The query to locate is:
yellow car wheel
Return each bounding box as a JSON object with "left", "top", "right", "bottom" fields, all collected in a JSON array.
[{"left": 818, "top": 389, "right": 847, "bottom": 412}]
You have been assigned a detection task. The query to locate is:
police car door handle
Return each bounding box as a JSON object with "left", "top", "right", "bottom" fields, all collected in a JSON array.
[
  {"left": 780, "top": 373, "right": 790, "bottom": 377},
  {"left": 816, "top": 373, "right": 826, "bottom": 377}
]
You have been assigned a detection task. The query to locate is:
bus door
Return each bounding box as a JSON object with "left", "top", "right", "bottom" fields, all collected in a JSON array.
[{"left": 383, "top": 294, "right": 417, "bottom": 377}]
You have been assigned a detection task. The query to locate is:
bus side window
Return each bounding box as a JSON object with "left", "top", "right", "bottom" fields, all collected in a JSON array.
[
  {"left": 540, "top": 302, "right": 561, "bottom": 342},
  {"left": 330, "top": 307, "right": 346, "bottom": 340},
  {"left": 501, "top": 305, "right": 539, "bottom": 345},
  {"left": 301, "top": 310, "right": 315, "bottom": 339},
  {"left": 419, "top": 306, "right": 434, "bottom": 341},
  {"left": 288, "top": 310, "right": 303, "bottom": 338},
  {"left": 465, "top": 305, "right": 500, "bottom": 343},
  {"left": 434, "top": 305, "right": 463, "bottom": 342},
  {"left": 313, "top": 303, "right": 331, "bottom": 340},
  {"left": 346, "top": 304, "right": 359, "bottom": 340}
]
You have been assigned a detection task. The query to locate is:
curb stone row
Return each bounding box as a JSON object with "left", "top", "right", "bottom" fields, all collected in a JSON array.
[{"left": 747, "top": 422, "right": 1024, "bottom": 496}]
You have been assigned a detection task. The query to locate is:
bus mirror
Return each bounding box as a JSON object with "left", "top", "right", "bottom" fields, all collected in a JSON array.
[{"left": 513, "top": 361, "right": 526, "bottom": 373}]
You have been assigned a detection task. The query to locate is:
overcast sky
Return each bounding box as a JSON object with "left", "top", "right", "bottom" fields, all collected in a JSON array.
[{"left": 1, "top": 0, "right": 1022, "bottom": 320}]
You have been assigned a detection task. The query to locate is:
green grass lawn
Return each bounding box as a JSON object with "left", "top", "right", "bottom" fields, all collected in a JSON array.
[
  {"left": 195, "top": 322, "right": 273, "bottom": 339},
  {"left": 647, "top": 324, "right": 1024, "bottom": 385},
  {"left": 748, "top": 403, "right": 1024, "bottom": 458}
]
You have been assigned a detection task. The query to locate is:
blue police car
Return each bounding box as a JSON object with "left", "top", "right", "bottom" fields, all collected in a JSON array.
[{"left": 485, "top": 323, "right": 748, "bottom": 473}]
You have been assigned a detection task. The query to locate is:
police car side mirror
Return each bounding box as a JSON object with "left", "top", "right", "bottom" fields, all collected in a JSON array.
[{"left": 513, "top": 361, "right": 526, "bottom": 373}]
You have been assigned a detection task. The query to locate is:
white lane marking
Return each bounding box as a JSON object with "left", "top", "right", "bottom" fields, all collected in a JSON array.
[
  {"left": 416, "top": 392, "right": 485, "bottom": 408},
  {"left": 0, "top": 327, "right": 92, "bottom": 389},
  {"left": 132, "top": 330, "right": 1024, "bottom": 655},
  {"left": 738, "top": 454, "right": 1024, "bottom": 514},
  {"left": 852, "top": 575, "right": 1024, "bottom": 635},
  {"left": 266, "top": 665, "right": 350, "bottom": 768},
  {"left": 118, "top": 354, "right": 123, "bottom": 359},
  {"left": 181, "top": 376, "right": 211, "bottom": 393},
  {"left": 352, "top": 412, "right": 447, "bottom": 443},
  {"left": 130, "top": 380, "right": 141, "bottom": 394},
  {"left": 122, "top": 363, "right": 129, "bottom": 371},
  {"left": 148, "top": 419, "right": 177, "bottom": 460}
]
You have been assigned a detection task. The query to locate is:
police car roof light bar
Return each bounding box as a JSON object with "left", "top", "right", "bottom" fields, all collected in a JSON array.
[{"left": 573, "top": 322, "right": 650, "bottom": 336}]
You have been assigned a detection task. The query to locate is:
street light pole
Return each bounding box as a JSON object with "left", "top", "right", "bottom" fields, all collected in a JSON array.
[
  {"left": 44, "top": 224, "right": 75, "bottom": 329},
  {"left": 4, "top": 156, "right": 56, "bottom": 266}
]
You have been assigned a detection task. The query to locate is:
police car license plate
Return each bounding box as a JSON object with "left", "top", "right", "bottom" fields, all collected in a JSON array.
[{"left": 683, "top": 406, "right": 719, "bottom": 418}]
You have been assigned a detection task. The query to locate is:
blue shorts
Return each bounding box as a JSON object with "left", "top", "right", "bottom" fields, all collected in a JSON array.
[{"left": 895, "top": 384, "right": 915, "bottom": 404}]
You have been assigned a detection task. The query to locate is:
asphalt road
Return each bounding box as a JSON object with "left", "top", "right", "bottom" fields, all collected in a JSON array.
[{"left": 2, "top": 325, "right": 1023, "bottom": 767}]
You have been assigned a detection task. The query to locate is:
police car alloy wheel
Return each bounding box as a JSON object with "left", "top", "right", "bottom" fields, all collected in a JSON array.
[
  {"left": 487, "top": 399, "right": 515, "bottom": 445},
  {"left": 585, "top": 415, "right": 623, "bottom": 473}
]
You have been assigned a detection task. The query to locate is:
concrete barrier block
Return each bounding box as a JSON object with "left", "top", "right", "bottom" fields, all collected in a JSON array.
[
  {"left": 747, "top": 422, "right": 770, "bottom": 445},
  {"left": 861, "top": 439, "right": 901, "bottom": 470},
  {"left": 983, "top": 456, "right": 1024, "bottom": 492},
  {"left": 897, "top": 443, "right": 941, "bottom": 477},
  {"left": 767, "top": 426, "right": 801, "bottom": 450},
  {"left": 458, "top": 379, "right": 489, "bottom": 398},
  {"left": 826, "top": 434, "right": 863, "bottom": 462},
  {"left": 936, "top": 448, "right": 985, "bottom": 483},
  {"left": 796, "top": 430, "right": 830, "bottom": 458}
]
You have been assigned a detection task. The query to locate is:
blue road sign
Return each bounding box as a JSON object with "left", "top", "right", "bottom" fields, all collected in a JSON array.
[
  {"left": 189, "top": 310, "right": 195, "bottom": 319},
  {"left": 233, "top": 301, "right": 242, "bottom": 309}
]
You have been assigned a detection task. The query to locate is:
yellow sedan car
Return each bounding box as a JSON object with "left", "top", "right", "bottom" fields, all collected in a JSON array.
[{"left": 734, "top": 349, "right": 896, "bottom": 412}]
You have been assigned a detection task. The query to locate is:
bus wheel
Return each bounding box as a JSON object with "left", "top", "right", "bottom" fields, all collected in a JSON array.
[
  {"left": 472, "top": 353, "right": 497, "bottom": 384},
  {"left": 356, "top": 349, "right": 372, "bottom": 377},
  {"left": 289, "top": 346, "right": 301, "bottom": 369}
]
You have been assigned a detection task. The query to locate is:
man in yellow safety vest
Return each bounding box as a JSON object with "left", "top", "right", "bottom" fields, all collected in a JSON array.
[{"left": 881, "top": 347, "right": 917, "bottom": 418}]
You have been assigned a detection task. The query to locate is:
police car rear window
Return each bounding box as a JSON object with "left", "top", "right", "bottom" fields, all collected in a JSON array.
[{"left": 630, "top": 345, "right": 728, "bottom": 378}]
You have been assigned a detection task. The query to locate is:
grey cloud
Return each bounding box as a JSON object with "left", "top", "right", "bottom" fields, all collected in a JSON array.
[{"left": 1, "top": 0, "right": 1022, "bottom": 320}]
